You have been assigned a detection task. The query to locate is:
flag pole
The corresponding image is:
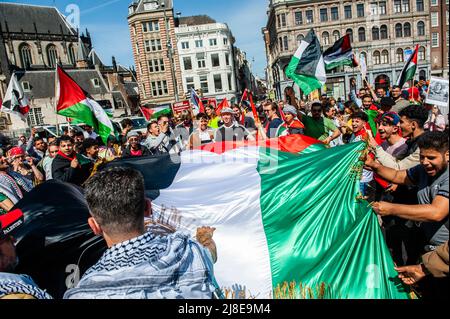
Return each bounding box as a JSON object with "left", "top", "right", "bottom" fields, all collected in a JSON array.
[{"left": 55, "top": 60, "right": 60, "bottom": 136}]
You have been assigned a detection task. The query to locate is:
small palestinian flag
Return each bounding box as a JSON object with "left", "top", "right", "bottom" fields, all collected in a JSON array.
[
  {"left": 285, "top": 29, "right": 326, "bottom": 96},
  {"left": 323, "top": 34, "right": 358, "bottom": 71},
  {"left": 396, "top": 45, "right": 419, "bottom": 88}
]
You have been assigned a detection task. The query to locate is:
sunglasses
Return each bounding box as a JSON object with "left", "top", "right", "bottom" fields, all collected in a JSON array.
[{"left": 129, "top": 138, "right": 139, "bottom": 142}]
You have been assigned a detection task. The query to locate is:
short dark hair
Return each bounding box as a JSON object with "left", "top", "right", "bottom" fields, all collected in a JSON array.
[
  {"left": 57, "top": 135, "right": 74, "bottom": 146},
  {"left": 121, "top": 118, "right": 133, "bottom": 128},
  {"left": 147, "top": 121, "right": 158, "bottom": 130},
  {"left": 33, "top": 137, "right": 44, "bottom": 145},
  {"left": 399, "top": 105, "right": 428, "bottom": 128},
  {"left": 196, "top": 112, "right": 208, "bottom": 120},
  {"left": 322, "top": 104, "right": 333, "bottom": 113},
  {"left": 392, "top": 85, "right": 401, "bottom": 90},
  {"left": 81, "top": 138, "right": 99, "bottom": 154},
  {"left": 351, "top": 111, "right": 368, "bottom": 122},
  {"left": 417, "top": 131, "right": 449, "bottom": 153},
  {"left": 157, "top": 114, "right": 169, "bottom": 122},
  {"left": 362, "top": 94, "right": 372, "bottom": 100},
  {"left": 84, "top": 167, "right": 146, "bottom": 236},
  {"left": 74, "top": 131, "right": 84, "bottom": 137}
]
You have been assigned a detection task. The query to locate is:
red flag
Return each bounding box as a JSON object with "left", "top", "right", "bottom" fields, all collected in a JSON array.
[
  {"left": 139, "top": 106, "right": 153, "bottom": 121},
  {"left": 216, "top": 98, "right": 229, "bottom": 116},
  {"left": 248, "top": 90, "right": 259, "bottom": 124}
]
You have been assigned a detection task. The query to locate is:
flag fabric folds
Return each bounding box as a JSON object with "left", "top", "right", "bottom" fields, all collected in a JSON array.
[
  {"left": 56, "top": 65, "right": 114, "bottom": 144},
  {"left": 323, "top": 34, "right": 358, "bottom": 71},
  {"left": 140, "top": 105, "right": 172, "bottom": 121},
  {"left": 190, "top": 88, "right": 205, "bottom": 114},
  {"left": 1, "top": 73, "right": 31, "bottom": 122},
  {"left": 285, "top": 29, "right": 326, "bottom": 96},
  {"left": 396, "top": 44, "right": 419, "bottom": 88}
]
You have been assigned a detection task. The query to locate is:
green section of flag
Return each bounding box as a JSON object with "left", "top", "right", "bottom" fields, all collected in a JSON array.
[
  {"left": 257, "top": 142, "right": 411, "bottom": 299},
  {"left": 152, "top": 107, "right": 172, "bottom": 119}
]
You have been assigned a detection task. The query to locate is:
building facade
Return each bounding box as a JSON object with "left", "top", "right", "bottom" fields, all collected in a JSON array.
[
  {"left": 264, "top": 0, "right": 432, "bottom": 100},
  {"left": 128, "top": 0, "right": 183, "bottom": 107},
  {"left": 175, "top": 15, "right": 238, "bottom": 102},
  {"left": 0, "top": 3, "right": 139, "bottom": 134},
  {"left": 430, "top": 0, "right": 449, "bottom": 77}
]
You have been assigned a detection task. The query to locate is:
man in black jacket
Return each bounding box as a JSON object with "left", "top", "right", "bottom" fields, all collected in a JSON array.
[
  {"left": 121, "top": 131, "right": 153, "bottom": 158},
  {"left": 51, "top": 136, "right": 91, "bottom": 186}
]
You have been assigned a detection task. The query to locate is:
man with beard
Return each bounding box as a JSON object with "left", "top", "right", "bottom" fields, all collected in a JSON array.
[
  {"left": 391, "top": 85, "right": 410, "bottom": 113},
  {"left": 121, "top": 132, "right": 152, "bottom": 158}
]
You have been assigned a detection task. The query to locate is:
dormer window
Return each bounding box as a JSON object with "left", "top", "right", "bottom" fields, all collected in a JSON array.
[
  {"left": 22, "top": 81, "right": 31, "bottom": 92},
  {"left": 92, "top": 78, "right": 100, "bottom": 87},
  {"left": 143, "top": 1, "right": 158, "bottom": 11}
]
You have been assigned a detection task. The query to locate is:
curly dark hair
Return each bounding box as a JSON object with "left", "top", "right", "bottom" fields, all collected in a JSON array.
[
  {"left": 417, "top": 131, "right": 449, "bottom": 153},
  {"left": 398, "top": 105, "right": 429, "bottom": 128}
]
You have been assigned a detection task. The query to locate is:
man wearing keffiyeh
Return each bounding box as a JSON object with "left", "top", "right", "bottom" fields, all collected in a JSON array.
[{"left": 64, "top": 167, "right": 221, "bottom": 299}]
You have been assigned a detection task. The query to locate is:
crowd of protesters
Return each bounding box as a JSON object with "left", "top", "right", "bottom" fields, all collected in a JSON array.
[{"left": 0, "top": 76, "right": 448, "bottom": 299}]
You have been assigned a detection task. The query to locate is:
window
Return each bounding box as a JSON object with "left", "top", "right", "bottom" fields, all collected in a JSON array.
[
  {"left": 333, "top": 30, "right": 340, "bottom": 41},
  {"left": 432, "top": 32, "right": 439, "bottom": 47},
  {"left": 211, "top": 53, "right": 220, "bottom": 67},
  {"left": 200, "top": 75, "right": 208, "bottom": 93},
  {"left": 402, "top": 0, "right": 410, "bottom": 12},
  {"left": 223, "top": 38, "right": 228, "bottom": 45},
  {"left": 403, "top": 22, "right": 411, "bottom": 37},
  {"left": 370, "top": 2, "right": 378, "bottom": 15},
  {"left": 331, "top": 7, "right": 339, "bottom": 20},
  {"left": 148, "top": 59, "right": 165, "bottom": 73},
  {"left": 279, "top": 37, "right": 283, "bottom": 51},
  {"left": 297, "top": 34, "right": 305, "bottom": 44},
  {"left": 225, "top": 53, "right": 230, "bottom": 66},
  {"left": 19, "top": 43, "right": 33, "bottom": 69},
  {"left": 357, "top": 4, "right": 365, "bottom": 17},
  {"left": 358, "top": 27, "right": 366, "bottom": 42},
  {"left": 380, "top": 25, "right": 388, "bottom": 39},
  {"left": 213, "top": 74, "right": 222, "bottom": 92},
  {"left": 320, "top": 8, "right": 328, "bottom": 22},
  {"left": 346, "top": 29, "right": 353, "bottom": 42},
  {"left": 394, "top": 0, "right": 402, "bottom": 13},
  {"left": 195, "top": 40, "right": 203, "bottom": 48},
  {"left": 431, "top": 12, "right": 439, "bottom": 27},
  {"left": 416, "top": 0, "right": 424, "bottom": 11},
  {"left": 22, "top": 81, "right": 31, "bottom": 92},
  {"left": 418, "top": 46, "right": 425, "bottom": 60},
  {"left": 145, "top": 40, "right": 151, "bottom": 52},
  {"left": 344, "top": 5, "right": 352, "bottom": 19},
  {"left": 227, "top": 73, "right": 232, "bottom": 91},
  {"left": 183, "top": 57, "right": 192, "bottom": 70},
  {"left": 135, "top": 42, "right": 140, "bottom": 55},
  {"left": 181, "top": 41, "right": 189, "bottom": 49},
  {"left": 417, "top": 21, "right": 425, "bottom": 36},
  {"left": 68, "top": 45, "right": 76, "bottom": 65},
  {"left": 372, "top": 27, "right": 380, "bottom": 40},
  {"left": 431, "top": 0, "right": 438, "bottom": 6},
  {"left": 322, "top": 31, "right": 330, "bottom": 45},
  {"left": 197, "top": 52, "right": 206, "bottom": 68},
  {"left": 396, "top": 48, "right": 404, "bottom": 62},
  {"left": 360, "top": 52, "right": 367, "bottom": 64},
  {"left": 295, "top": 11, "right": 303, "bottom": 25},
  {"left": 142, "top": 21, "right": 159, "bottom": 33},
  {"left": 381, "top": 50, "right": 389, "bottom": 64},
  {"left": 395, "top": 23, "right": 403, "bottom": 37},
  {"left": 27, "top": 108, "right": 44, "bottom": 127},
  {"left": 150, "top": 39, "right": 162, "bottom": 51},
  {"left": 92, "top": 78, "right": 101, "bottom": 87},
  {"left": 379, "top": 1, "right": 387, "bottom": 14},
  {"left": 373, "top": 50, "right": 381, "bottom": 64},
  {"left": 185, "top": 77, "right": 195, "bottom": 91},
  {"left": 280, "top": 13, "right": 287, "bottom": 27},
  {"left": 277, "top": 14, "right": 281, "bottom": 28},
  {"left": 283, "top": 36, "right": 289, "bottom": 51},
  {"left": 306, "top": 10, "right": 314, "bottom": 23},
  {"left": 209, "top": 38, "right": 217, "bottom": 46},
  {"left": 47, "top": 44, "right": 57, "bottom": 68},
  {"left": 151, "top": 81, "right": 168, "bottom": 96}
]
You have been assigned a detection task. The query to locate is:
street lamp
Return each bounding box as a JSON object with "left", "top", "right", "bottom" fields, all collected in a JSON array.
[{"left": 161, "top": 1, "right": 179, "bottom": 102}]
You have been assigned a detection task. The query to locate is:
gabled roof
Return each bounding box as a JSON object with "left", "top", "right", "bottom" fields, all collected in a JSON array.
[{"left": 0, "top": 3, "right": 76, "bottom": 35}]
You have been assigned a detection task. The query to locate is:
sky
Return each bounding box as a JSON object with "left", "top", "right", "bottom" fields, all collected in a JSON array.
[{"left": 4, "top": 0, "right": 269, "bottom": 78}]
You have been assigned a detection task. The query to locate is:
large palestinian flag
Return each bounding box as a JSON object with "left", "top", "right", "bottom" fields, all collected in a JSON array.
[
  {"left": 323, "top": 34, "right": 358, "bottom": 71},
  {"left": 56, "top": 65, "right": 114, "bottom": 144},
  {"left": 285, "top": 29, "right": 326, "bottom": 96},
  {"left": 104, "top": 135, "right": 411, "bottom": 299},
  {"left": 396, "top": 44, "right": 419, "bottom": 88}
]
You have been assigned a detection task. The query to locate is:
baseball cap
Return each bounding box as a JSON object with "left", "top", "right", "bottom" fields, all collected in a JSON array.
[
  {"left": 380, "top": 112, "right": 400, "bottom": 125},
  {"left": 0, "top": 209, "right": 24, "bottom": 240},
  {"left": 220, "top": 107, "right": 233, "bottom": 115},
  {"left": 283, "top": 105, "right": 297, "bottom": 116},
  {"left": 8, "top": 147, "right": 25, "bottom": 158},
  {"left": 127, "top": 131, "right": 139, "bottom": 140}
]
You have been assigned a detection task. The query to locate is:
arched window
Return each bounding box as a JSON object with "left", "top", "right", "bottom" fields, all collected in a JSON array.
[
  {"left": 381, "top": 50, "right": 389, "bottom": 64},
  {"left": 418, "top": 46, "right": 425, "bottom": 60},
  {"left": 373, "top": 50, "right": 381, "bottom": 65},
  {"left": 360, "top": 51, "right": 367, "bottom": 64},
  {"left": 322, "top": 31, "right": 330, "bottom": 45},
  {"left": 19, "top": 43, "right": 33, "bottom": 69},
  {"left": 380, "top": 25, "right": 388, "bottom": 39},
  {"left": 372, "top": 27, "right": 380, "bottom": 40},
  {"left": 346, "top": 28, "right": 353, "bottom": 42},
  {"left": 47, "top": 44, "right": 58, "bottom": 68},
  {"left": 333, "top": 30, "right": 340, "bottom": 41},
  {"left": 403, "top": 22, "right": 411, "bottom": 37},
  {"left": 283, "top": 36, "right": 289, "bottom": 51},
  {"left": 396, "top": 48, "right": 404, "bottom": 62},
  {"left": 358, "top": 27, "right": 366, "bottom": 42},
  {"left": 297, "top": 34, "right": 304, "bottom": 44},
  {"left": 395, "top": 23, "right": 403, "bottom": 37},
  {"left": 68, "top": 44, "right": 76, "bottom": 65},
  {"left": 417, "top": 21, "right": 425, "bottom": 36}
]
